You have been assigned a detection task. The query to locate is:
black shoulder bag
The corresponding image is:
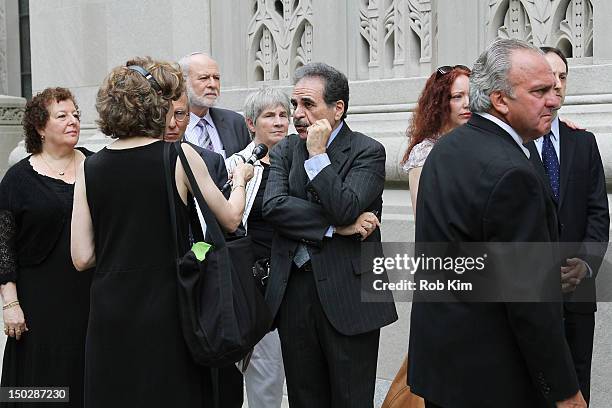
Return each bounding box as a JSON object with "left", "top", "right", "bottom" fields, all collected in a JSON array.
[{"left": 163, "top": 141, "right": 272, "bottom": 367}]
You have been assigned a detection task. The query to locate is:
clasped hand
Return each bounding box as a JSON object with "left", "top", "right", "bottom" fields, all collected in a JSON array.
[
  {"left": 336, "top": 212, "right": 381, "bottom": 241},
  {"left": 561, "top": 257, "right": 588, "bottom": 293}
]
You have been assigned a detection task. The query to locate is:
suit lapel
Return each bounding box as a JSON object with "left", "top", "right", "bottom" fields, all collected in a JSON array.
[
  {"left": 558, "top": 121, "right": 576, "bottom": 208},
  {"left": 289, "top": 136, "right": 310, "bottom": 199},
  {"left": 326, "top": 123, "right": 351, "bottom": 175},
  {"left": 209, "top": 108, "right": 230, "bottom": 151}
]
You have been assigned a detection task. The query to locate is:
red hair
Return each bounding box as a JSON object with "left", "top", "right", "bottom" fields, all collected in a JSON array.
[{"left": 402, "top": 67, "right": 471, "bottom": 163}]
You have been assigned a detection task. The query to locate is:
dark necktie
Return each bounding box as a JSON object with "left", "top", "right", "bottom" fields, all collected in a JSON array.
[{"left": 541, "top": 132, "right": 560, "bottom": 201}]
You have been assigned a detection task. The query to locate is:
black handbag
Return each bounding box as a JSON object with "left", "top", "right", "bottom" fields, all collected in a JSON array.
[{"left": 163, "top": 142, "right": 273, "bottom": 368}]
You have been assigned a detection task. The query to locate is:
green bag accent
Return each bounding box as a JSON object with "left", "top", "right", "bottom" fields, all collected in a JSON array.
[{"left": 191, "top": 242, "right": 212, "bottom": 262}]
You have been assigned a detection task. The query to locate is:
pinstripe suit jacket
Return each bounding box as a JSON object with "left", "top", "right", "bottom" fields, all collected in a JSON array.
[{"left": 262, "top": 123, "right": 398, "bottom": 336}]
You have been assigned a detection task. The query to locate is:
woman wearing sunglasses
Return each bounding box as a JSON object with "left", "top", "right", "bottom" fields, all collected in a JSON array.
[
  {"left": 382, "top": 65, "right": 471, "bottom": 408},
  {"left": 403, "top": 65, "right": 472, "bottom": 213}
]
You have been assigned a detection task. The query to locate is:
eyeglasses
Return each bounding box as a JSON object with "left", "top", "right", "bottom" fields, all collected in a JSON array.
[
  {"left": 436, "top": 64, "right": 470, "bottom": 79},
  {"left": 173, "top": 110, "right": 188, "bottom": 122}
]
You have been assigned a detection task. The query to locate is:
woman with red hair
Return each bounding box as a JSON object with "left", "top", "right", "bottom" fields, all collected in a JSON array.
[
  {"left": 382, "top": 65, "right": 471, "bottom": 408},
  {"left": 403, "top": 65, "right": 471, "bottom": 213}
]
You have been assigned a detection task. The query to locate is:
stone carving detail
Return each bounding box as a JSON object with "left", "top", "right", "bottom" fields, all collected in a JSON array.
[
  {"left": 0, "top": 1, "right": 8, "bottom": 94},
  {"left": 559, "top": 0, "right": 594, "bottom": 58},
  {"left": 247, "top": 0, "right": 313, "bottom": 82},
  {"left": 0, "top": 107, "right": 25, "bottom": 124},
  {"left": 488, "top": 0, "right": 593, "bottom": 57},
  {"left": 358, "top": 0, "right": 432, "bottom": 79}
]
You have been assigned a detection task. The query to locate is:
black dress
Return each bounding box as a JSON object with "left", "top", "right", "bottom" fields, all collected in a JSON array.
[
  {"left": 83, "top": 141, "right": 212, "bottom": 407},
  {"left": 0, "top": 151, "right": 93, "bottom": 408}
]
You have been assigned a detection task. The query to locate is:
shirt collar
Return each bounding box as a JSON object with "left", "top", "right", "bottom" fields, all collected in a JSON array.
[
  {"left": 187, "top": 111, "right": 214, "bottom": 132},
  {"left": 475, "top": 112, "right": 531, "bottom": 159},
  {"left": 549, "top": 115, "right": 559, "bottom": 141},
  {"left": 327, "top": 121, "right": 344, "bottom": 148}
]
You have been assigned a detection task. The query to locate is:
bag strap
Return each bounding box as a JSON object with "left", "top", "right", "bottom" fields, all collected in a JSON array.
[
  {"left": 163, "top": 142, "right": 180, "bottom": 259},
  {"left": 164, "top": 142, "right": 221, "bottom": 408},
  {"left": 173, "top": 141, "right": 228, "bottom": 249}
]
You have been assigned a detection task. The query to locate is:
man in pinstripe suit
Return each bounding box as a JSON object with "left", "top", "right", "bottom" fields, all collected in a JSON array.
[{"left": 263, "top": 62, "right": 398, "bottom": 407}]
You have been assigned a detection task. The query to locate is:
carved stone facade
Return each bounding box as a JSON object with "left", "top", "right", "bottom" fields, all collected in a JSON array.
[
  {"left": 488, "top": 0, "right": 594, "bottom": 57},
  {"left": 247, "top": 0, "right": 313, "bottom": 82},
  {"left": 358, "top": 0, "right": 432, "bottom": 79}
]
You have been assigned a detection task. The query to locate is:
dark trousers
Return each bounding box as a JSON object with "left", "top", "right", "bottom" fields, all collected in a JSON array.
[
  {"left": 209, "top": 365, "right": 243, "bottom": 408},
  {"left": 564, "top": 309, "right": 595, "bottom": 405},
  {"left": 277, "top": 263, "right": 380, "bottom": 408}
]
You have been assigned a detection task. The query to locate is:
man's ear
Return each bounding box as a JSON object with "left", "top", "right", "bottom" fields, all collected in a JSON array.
[
  {"left": 334, "top": 100, "right": 345, "bottom": 121},
  {"left": 246, "top": 117, "right": 256, "bottom": 134},
  {"left": 489, "top": 91, "right": 510, "bottom": 116}
]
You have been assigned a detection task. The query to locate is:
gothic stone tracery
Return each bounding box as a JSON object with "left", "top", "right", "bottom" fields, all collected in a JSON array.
[
  {"left": 488, "top": 0, "right": 593, "bottom": 58},
  {"left": 247, "top": 0, "right": 313, "bottom": 82}
]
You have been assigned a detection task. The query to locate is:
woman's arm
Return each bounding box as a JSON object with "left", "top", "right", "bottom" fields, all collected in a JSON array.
[
  {"left": 70, "top": 161, "right": 96, "bottom": 271},
  {"left": 408, "top": 166, "right": 422, "bottom": 218},
  {"left": 176, "top": 144, "right": 253, "bottom": 232}
]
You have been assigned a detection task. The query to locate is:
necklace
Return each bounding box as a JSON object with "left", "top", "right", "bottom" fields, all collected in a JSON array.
[{"left": 40, "top": 151, "right": 76, "bottom": 176}]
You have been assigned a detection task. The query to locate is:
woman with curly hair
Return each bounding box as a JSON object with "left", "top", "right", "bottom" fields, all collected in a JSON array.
[
  {"left": 70, "top": 57, "right": 253, "bottom": 407},
  {"left": 382, "top": 65, "right": 471, "bottom": 408},
  {"left": 402, "top": 65, "right": 471, "bottom": 213},
  {"left": 0, "top": 87, "right": 93, "bottom": 407}
]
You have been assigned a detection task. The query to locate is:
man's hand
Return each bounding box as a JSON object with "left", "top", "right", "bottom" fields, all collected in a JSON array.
[
  {"left": 556, "top": 390, "right": 587, "bottom": 407},
  {"left": 561, "top": 258, "right": 588, "bottom": 293},
  {"left": 306, "top": 119, "right": 332, "bottom": 158},
  {"left": 559, "top": 117, "right": 585, "bottom": 131},
  {"left": 336, "top": 211, "right": 380, "bottom": 240}
]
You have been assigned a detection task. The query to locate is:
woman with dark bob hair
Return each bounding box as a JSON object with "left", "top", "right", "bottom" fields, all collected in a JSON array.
[
  {"left": 70, "top": 56, "right": 253, "bottom": 407},
  {"left": 0, "top": 87, "right": 93, "bottom": 407}
]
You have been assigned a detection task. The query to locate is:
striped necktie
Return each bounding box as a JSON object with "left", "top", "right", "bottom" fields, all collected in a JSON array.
[{"left": 197, "top": 118, "right": 214, "bottom": 151}]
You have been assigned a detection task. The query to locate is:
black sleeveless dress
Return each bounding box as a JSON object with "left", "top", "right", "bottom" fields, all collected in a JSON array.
[
  {"left": 83, "top": 141, "right": 212, "bottom": 407},
  {"left": 0, "top": 151, "right": 93, "bottom": 408}
]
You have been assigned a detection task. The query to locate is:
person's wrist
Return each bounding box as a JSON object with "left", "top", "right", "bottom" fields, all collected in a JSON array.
[
  {"left": 231, "top": 184, "right": 246, "bottom": 193},
  {"left": 3, "top": 300, "right": 20, "bottom": 310}
]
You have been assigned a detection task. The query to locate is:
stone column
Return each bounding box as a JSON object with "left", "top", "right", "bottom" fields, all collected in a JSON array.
[
  {"left": 593, "top": 0, "right": 612, "bottom": 64},
  {"left": 0, "top": 95, "right": 25, "bottom": 179}
]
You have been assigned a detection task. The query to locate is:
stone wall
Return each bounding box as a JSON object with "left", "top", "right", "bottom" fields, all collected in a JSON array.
[{"left": 0, "top": 95, "right": 25, "bottom": 179}]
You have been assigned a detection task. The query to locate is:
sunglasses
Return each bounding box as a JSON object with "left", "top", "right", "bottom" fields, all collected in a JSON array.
[{"left": 436, "top": 64, "right": 470, "bottom": 78}]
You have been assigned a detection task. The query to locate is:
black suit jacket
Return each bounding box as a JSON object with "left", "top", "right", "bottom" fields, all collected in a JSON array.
[
  {"left": 208, "top": 107, "right": 251, "bottom": 157},
  {"left": 262, "top": 123, "right": 397, "bottom": 336},
  {"left": 526, "top": 121, "right": 609, "bottom": 313},
  {"left": 408, "top": 114, "right": 579, "bottom": 407}
]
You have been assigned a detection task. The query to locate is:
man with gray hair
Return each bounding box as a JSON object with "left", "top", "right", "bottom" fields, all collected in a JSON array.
[
  {"left": 178, "top": 52, "right": 250, "bottom": 157},
  {"left": 408, "top": 39, "right": 586, "bottom": 407},
  {"left": 263, "top": 62, "right": 397, "bottom": 407}
]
